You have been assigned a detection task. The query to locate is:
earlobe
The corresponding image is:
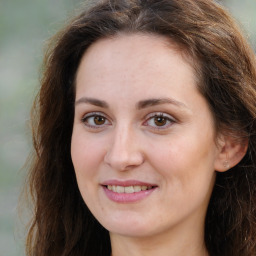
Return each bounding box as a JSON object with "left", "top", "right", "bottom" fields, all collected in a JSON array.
[{"left": 214, "top": 135, "right": 248, "bottom": 172}]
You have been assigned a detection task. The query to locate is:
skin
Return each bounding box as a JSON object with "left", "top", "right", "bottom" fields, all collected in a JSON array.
[{"left": 71, "top": 33, "right": 226, "bottom": 256}]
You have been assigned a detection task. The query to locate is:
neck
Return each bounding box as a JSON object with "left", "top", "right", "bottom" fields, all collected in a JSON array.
[{"left": 110, "top": 220, "right": 209, "bottom": 256}]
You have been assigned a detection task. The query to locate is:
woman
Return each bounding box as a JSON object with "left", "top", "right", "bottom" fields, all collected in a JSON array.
[{"left": 26, "top": 0, "right": 256, "bottom": 255}]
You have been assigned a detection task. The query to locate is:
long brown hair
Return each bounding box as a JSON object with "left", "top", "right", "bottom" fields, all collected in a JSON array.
[{"left": 26, "top": 0, "right": 256, "bottom": 255}]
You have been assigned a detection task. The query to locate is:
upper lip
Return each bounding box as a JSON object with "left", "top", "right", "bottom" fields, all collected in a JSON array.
[{"left": 101, "top": 179, "right": 158, "bottom": 187}]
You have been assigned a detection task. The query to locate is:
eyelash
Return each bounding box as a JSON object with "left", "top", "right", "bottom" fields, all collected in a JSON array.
[
  {"left": 143, "top": 112, "right": 176, "bottom": 130},
  {"left": 81, "top": 112, "right": 110, "bottom": 129},
  {"left": 81, "top": 112, "right": 176, "bottom": 130}
]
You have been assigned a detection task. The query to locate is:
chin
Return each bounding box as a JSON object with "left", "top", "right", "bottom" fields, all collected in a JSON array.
[
  {"left": 100, "top": 215, "right": 155, "bottom": 238},
  {"left": 109, "top": 226, "right": 152, "bottom": 238}
]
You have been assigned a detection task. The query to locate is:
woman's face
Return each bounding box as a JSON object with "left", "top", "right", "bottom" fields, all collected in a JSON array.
[{"left": 71, "top": 34, "right": 220, "bottom": 239}]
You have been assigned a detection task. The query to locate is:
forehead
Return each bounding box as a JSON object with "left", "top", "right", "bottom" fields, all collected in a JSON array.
[
  {"left": 75, "top": 33, "right": 198, "bottom": 94},
  {"left": 75, "top": 33, "right": 215, "bottom": 130}
]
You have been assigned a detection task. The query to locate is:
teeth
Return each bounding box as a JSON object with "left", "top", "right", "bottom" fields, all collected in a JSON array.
[
  {"left": 124, "top": 186, "right": 134, "bottom": 193},
  {"left": 106, "top": 185, "right": 153, "bottom": 193},
  {"left": 141, "top": 186, "right": 147, "bottom": 191},
  {"left": 134, "top": 186, "right": 141, "bottom": 192},
  {"left": 116, "top": 186, "right": 125, "bottom": 193}
]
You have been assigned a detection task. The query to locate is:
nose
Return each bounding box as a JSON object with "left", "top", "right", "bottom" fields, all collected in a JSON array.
[{"left": 104, "top": 125, "right": 144, "bottom": 171}]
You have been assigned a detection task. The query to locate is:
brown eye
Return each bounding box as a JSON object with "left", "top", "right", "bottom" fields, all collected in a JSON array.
[
  {"left": 82, "top": 113, "right": 110, "bottom": 128},
  {"left": 144, "top": 112, "right": 175, "bottom": 130},
  {"left": 154, "top": 116, "right": 167, "bottom": 126},
  {"left": 94, "top": 116, "right": 106, "bottom": 125}
]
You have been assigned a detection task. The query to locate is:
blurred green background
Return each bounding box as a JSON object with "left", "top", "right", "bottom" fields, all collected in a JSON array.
[{"left": 0, "top": 0, "right": 255, "bottom": 255}]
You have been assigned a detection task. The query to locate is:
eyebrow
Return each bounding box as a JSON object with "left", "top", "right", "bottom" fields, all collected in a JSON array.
[
  {"left": 136, "top": 98, "right": 188, "bottom": 110},
  {"left": 75, "top": 97, "right": 109, "bottom": 108},
  {"left": 75, "top": 97, "right": 188, "bottom": 110}
]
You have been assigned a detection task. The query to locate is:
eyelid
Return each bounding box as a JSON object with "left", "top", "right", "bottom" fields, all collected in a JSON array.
[
  {"left": 80, "top": 111, "right": 176, "bottom": 130},
  {"left": 145, "top": 112, "right": 175, "bottom": 120},
  {"left": 143, "top": 112, "right": 176, "bottom": 129},
  {"left": 81, "top": 111, "right": 111, "bottom": 128},
  {"left": 81, "top": 111, "right": 107, "bottom": 119}
]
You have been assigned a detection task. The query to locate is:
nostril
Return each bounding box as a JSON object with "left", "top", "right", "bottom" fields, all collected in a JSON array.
[{"left": 104, "top": 150, "right": 144, "bottom": 171}]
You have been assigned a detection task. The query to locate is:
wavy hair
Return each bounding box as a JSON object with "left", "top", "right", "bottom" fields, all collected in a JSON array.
[{"left": 26, "top": 0, "right": 256, "bottom": 255}]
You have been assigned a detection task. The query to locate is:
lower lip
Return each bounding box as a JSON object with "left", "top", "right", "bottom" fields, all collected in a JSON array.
[{"left": 102, "top": 186, "right": 156, "bottom": 203}]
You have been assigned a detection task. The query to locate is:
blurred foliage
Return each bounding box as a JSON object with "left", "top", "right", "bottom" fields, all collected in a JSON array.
[
  {"left": 222, "top": 0, "right": 256, "bottom": 50},
  {"left": 0, "top": 1, "right": 83, "bottom": 255},
  {"left": 0, "top": 0, "right": 255, "bottom": 255}
]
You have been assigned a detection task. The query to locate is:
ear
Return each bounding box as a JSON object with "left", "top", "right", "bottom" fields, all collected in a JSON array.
[{"left": 214, "top": 135, "right": 248, "bottom": 172}]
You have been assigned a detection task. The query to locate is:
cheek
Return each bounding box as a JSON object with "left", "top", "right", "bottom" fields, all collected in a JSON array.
[
  {"left": 71, "top": 131, "right": 104, "bottom": 182},
  {"left": 71, "top": 132, "right": 105, "bottom": 209},
  {"left": 148, "top": 132, "right": 216, "bottom": 189}
]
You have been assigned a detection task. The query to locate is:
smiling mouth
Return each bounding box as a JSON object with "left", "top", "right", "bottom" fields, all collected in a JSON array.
[{"left": 105, "top": 185, "right": 155, "bottom": 193}]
